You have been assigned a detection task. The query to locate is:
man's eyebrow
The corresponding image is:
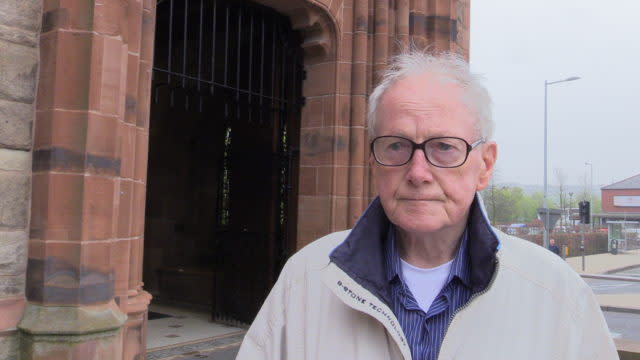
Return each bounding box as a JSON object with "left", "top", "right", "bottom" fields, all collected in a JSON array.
[{"left": 384, "top": 131, "right": 452, "bottom": 138}]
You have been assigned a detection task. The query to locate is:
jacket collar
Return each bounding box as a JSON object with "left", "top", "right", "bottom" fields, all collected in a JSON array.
[
  {"left": 385, "top": 224, "right": 472, "bottom": 289},
  {"left": 329, "top": 193, "right": 500, "bottom": 306}
]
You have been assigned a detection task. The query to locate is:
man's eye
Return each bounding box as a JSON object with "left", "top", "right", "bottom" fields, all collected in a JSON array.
[
  {"left": 388, "top": 142, "right": 407, "bottom": 151},
  {"left": 435, "top": 142, "right": 454, "bottom": 151}
]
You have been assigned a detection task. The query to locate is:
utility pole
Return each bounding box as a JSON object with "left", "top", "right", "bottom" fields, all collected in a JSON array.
[{"left": 543, "top": 76, "right": 580, "bottom": 248}]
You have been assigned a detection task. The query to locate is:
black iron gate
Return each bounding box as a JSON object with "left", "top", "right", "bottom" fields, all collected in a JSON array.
[{"left": 152, "top": 0, "right": 303, "bottom": 324}]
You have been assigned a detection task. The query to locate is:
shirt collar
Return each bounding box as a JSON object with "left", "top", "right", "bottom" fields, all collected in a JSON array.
[
  {"left": 329, "top": 193, "right": 500, "bottom": 305},
  {"left": 384, "top": 224, "right": 472, "bottom": 289}
]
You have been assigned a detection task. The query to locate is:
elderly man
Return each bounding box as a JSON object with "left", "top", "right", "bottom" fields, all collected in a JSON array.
[{"left": 236, "top": 51, "right": 617, "bottom": 359}]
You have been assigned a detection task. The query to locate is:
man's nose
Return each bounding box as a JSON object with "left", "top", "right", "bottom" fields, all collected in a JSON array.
[{"left": 406, "top": 148, "right": 434, "bottom": 184}]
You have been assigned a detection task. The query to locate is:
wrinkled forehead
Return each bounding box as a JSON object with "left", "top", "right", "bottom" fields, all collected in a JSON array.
[{"left": 376, "top": 74, "right": 479, "bottom": 135}]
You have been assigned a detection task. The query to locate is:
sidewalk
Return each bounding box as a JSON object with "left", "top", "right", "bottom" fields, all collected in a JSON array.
[
  {"left": 565, "top": 249, "right": 640, "bottom": 313},
  {"left": 566, "top": 249, "right": 640, "bottom": 275},
  {"left": 596, "top": 294, "right": 640, "bottom": 313},
  {"left": 146, "top": 304, "right": 245, "bottom": 360}
]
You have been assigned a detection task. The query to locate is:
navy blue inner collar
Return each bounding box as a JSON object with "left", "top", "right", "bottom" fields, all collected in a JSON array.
[
  {"left": 384, "top": 225, "right": 472, "bottom": 289},
  {"left": 329, "top": 195, "right": 499, "bottom": 306}
]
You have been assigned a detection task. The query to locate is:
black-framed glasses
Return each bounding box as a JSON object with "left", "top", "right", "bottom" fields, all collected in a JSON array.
[{"left": 370, "top": 136, "right": 485, "bottom": 168}]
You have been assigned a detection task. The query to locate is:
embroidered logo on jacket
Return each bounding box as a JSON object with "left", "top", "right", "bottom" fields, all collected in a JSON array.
[{"left": 337, "top": 280, "right": 407, "bottom": 347}]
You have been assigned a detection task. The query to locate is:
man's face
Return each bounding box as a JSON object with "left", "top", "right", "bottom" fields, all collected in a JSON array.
[
  {"left": 371, "top": 73, "right": 497, "bottom": 235},
  {"left": 550, "top": 239, "right": 556, "bottom": 246}
]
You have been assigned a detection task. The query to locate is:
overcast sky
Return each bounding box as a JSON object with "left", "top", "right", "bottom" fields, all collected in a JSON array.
[{"left": 470, "top": 0, "right": 640, "bottom": 189}]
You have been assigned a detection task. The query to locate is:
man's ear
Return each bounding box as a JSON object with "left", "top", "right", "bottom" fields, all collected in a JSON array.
[{"left": 476, "top": 141, "right": 497, "bottom": 191}]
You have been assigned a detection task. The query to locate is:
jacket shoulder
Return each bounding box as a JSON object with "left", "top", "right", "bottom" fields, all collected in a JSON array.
[
  {"left": 283, "top": 230, "right": 351, "bottom": 276},
  {"left": 495, "top": 229, "right": 592, "bottom": 304}
]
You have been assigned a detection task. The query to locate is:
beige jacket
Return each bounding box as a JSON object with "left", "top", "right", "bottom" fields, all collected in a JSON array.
[{"left": 237, "top": 229, "right": 618, "bottom": 360}]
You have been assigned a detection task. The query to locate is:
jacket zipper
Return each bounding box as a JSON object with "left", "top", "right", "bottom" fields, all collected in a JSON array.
[{"left": 436, "top": 257, "right": 501, "bottom": 360}]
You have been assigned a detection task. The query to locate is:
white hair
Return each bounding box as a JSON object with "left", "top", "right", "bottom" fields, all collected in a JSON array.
[{"left": 367, "top": 50, "right": 493, "bottom": 140}]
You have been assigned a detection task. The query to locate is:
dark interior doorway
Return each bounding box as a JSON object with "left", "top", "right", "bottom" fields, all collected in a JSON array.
[{"left": 144, "top": 0, "right": 303, "bottom": 324}]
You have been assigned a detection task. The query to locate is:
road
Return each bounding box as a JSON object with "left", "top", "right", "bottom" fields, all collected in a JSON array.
[
  {"left": 583, "top": 267, "right": 640, "bottom": 295},
  {"left": 585, "top": 277, "right": 640, "bottom": 295},
  {"left": 615, "top": 267, "right": 640, "bottom": 278},
  {"left": 603, "top": 311, "right": 640, "bottom": 342},
  {"left": 585, "top": 267, "right": 640, "bottom": 341}
]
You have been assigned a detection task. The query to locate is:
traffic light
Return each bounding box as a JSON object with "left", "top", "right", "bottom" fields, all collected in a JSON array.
[{"left": 579, "top": 200, "right": 590, "bottom": 224}]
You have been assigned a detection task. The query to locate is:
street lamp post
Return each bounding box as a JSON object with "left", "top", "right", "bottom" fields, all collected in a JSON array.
[
  {"left": 585, "top": 162, "right": 593, "bottom": 228},
  {"left": 543, "top": 76, "right": 580, "bottom": 249}
]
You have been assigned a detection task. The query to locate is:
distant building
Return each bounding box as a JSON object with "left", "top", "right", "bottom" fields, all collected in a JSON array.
[{"left": 595, "top": 174, "right": 640, "bottom": 250}]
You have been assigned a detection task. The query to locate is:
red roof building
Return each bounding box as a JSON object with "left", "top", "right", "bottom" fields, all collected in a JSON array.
[{"left": 596, "top": 174, "right": 640, "bottom": 251}]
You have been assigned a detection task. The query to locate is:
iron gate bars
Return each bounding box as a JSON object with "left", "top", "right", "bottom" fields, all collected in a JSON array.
[
  {"left": 153, "top": 0, "right": 304, "bottom": 120},
  {"left": 152, "top": 0, "right": 304, "bottom": 273}
]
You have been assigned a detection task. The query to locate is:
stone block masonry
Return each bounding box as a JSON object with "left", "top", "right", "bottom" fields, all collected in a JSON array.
[
  {"left": 0, "top": 99, "right": 33, "bottom": 150},
  {"left": 0, "top": 1, "right": 41, "bottom": 359}
]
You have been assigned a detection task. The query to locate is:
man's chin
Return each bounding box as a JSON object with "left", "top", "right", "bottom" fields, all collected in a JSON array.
[{"left": 391, "top": 215, "right": 449, "bottom": 235}]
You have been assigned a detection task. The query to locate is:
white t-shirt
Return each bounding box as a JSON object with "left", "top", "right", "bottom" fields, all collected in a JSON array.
[{"left": 400, "top": 258, "right": 453, "bottom": 312}]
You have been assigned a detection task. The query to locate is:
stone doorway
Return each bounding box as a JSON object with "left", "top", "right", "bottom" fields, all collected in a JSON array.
[{"left": 143, "top": 0, "right": 303, "bottom": 324}]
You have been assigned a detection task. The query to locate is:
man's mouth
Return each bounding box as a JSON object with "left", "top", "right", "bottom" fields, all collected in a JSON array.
[{"left": 398, "top": 197, "right": 443, "bottom": 202}]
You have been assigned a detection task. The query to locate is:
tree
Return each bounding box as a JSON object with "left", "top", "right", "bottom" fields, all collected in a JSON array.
[
  {"left": 484, "top": 167, "right": 500, "bottom": 224},
  {"left": 522, "top": 191, "right": 544, "bottom": 222},
  {"left": 577, "top": 174, "right": 591, "bottom": 203},
  {"left": 555, "top": 169, "right": 568, "bottom": 231},
  {"left": 481, "top": 185, "right": 543, "bottom": 224}
]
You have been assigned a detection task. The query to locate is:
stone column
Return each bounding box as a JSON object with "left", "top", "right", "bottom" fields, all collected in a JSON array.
[
  {"left": 0, "top": 1, "right": 42, "bottom": 359},
  {"left": 119, "top": 1, "right": 156, "bottom": 358},
  {"left": 18, "top": 1, "right": 155, "bottom": 359}
]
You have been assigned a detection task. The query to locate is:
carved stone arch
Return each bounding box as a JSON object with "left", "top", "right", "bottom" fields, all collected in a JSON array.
[{"left": 253, "top": 0, "right": 339, "bottom": 64}]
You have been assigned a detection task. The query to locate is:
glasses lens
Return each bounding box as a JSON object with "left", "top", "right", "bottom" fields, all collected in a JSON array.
[
  {"left": 373, "top": 137, "right": 413, "bottom": 165},
  {"left": 425, "top": 137, "right": 467, "bottom": 167}
]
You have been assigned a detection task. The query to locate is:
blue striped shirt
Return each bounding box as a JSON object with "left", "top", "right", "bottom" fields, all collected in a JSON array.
[{"left": 385, "top": 225, "right": 472, "bottom": 360}]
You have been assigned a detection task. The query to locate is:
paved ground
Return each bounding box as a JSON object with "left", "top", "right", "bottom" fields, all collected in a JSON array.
[
  {"left": 585, "top": 277, "right": 640, "bottom": 295},
  {"left": 584, "top": 267, "right": 640, "bottom": 312},
  {"left": 617, "top": 267, "right": 640, "bottom": 278},
  {"left": 584, "top": 268, "right": 640, "bottom": 344},
  {"left": 604, "top": 311, "right": 640, "bottom": 342},
  {"left": 566, "top": 249, "right": 640, "bottom": 274},
  {"left": 167, "top": 346, "right": 240, "bottom": 360},
  {"left": 146, "top": 332, "right": 243, "bottom": 360}
]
